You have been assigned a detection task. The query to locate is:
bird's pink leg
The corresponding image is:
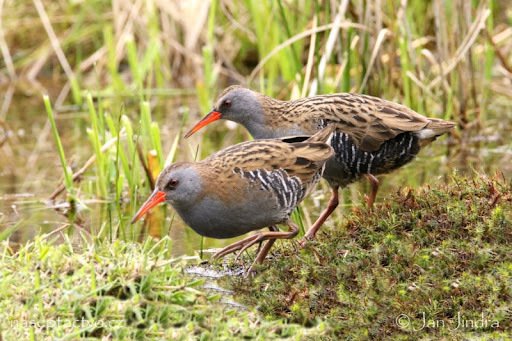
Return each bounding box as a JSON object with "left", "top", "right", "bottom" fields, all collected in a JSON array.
[
  {"left": 364, "top": 174, "right": 379, "bottom": 208},
  {"left": 300, "top": 185, "right": 339, "bottom": 246},
  {"left": 213, "top": 222, "right": 298, "bottom": 265},
  {"left": 246, "top": 225, "right": 292, "bottom": 274},
  {"left": 213, "top": 234, "right": 260, "bottom": 260},
  {"left": 244, "top": 239, "right": 276, "bottom": 275},
  {"left": 239, "top": 226, "right": 277, "bottom": 263}
]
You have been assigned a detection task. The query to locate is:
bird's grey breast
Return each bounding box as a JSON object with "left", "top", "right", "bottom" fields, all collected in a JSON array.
[
  {"left": 174, "top": 195, "right": 279, "bottom": 239},
  {"left": 172, "top": 168, "right": 304, "bottom": 239}
]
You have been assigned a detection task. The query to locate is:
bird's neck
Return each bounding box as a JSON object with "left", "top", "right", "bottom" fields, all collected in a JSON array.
[
  {"left": 243, "top": 119, "right": 278, "bottom": 139},
  {"left": 246, "top": 95, "right": 306, "bottom": 139}
]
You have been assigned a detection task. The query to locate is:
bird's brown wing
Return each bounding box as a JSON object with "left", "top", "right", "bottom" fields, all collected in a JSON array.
[
  {"left": 203, "top": 134, "right": 333, "bottom": 184},
  {"left": 287, "top": 93, "right": 453, "bottom": 151}
]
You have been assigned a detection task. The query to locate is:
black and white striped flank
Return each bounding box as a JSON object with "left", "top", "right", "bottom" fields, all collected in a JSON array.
[
  {"left": 330, "top": 131, "right": 420, "bottom": 179},
  {"left": 234, "top": 168, "right": 306, "bottom": 214}
]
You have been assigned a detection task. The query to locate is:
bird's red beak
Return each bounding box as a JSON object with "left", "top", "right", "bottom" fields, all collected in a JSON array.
[
  {"left": 131, "top": 190, "right": 166, "bottom": 223},
  {"left": 184, "top": 111, "right": 222, "bottom": 138}
]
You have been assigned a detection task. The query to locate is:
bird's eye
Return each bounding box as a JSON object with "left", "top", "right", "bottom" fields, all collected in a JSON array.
[
  {"left": 223, "top": 99, "right": 232, "bottom": 108},
  {"left": 166, "top": 179, "right": 179, "bottom": 190}
]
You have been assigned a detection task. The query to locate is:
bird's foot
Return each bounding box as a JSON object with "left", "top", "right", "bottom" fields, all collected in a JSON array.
[
  {"left": 364, "top": 194, "right": 374, "bottom": 209},
  {"left": 337, "top": 249, "right": 349, "bottom": 258},
  {"left": 212, "top": 233, "right": 264, "bottom": 261},
  {"left": 364, "top": 174, "right": 379, "bottom": 209},
  {"left": 245, "top": 262, "right": 259, "bottom": 277},
  {"left": 298, "top": 234, "right": 315, "bottom": 248}
]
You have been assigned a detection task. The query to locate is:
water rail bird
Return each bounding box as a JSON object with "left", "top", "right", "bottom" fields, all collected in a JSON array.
[
  {"left": 132, "top": 125, "right": 334, "bottom": 271},
  {"left": 185, "top": 86, "right": 455, "bottom": 243}
]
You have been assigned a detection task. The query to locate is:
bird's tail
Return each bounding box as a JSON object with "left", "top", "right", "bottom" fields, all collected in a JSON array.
[
  {"left": 306, "top": 124, "right": 336, "bottom": 143},
  {"left": 416, "top": 118, "right": 455, "bottom": 146},
  {"left": 278, "top": 124, "right": 335, "bottom": 162},
  {"left": 427, "top": 118, "right": 455, "bottom": 135}
]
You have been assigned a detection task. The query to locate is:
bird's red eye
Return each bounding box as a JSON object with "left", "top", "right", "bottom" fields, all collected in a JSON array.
[
  {"left": 224, "top": 99, "right": 232, "bottom": 108},
  {"left": 166, "top": 179, "right": 179, "bottom": 190}
]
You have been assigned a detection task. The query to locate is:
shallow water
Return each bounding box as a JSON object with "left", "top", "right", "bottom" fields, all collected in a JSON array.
[
  {"left": 1, "top": 81, "right": 511, "bottom": 257},
  {"left": 0, "top": 83, "right": 248, "bottom": 256}
]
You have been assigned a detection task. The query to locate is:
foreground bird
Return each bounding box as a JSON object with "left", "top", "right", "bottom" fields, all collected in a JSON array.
[
  {"left": 185, "top": 86, "right": 455, "bottom": 243},
  {"left": 132, "top": 126, "right": 334, "bottom": 271}
]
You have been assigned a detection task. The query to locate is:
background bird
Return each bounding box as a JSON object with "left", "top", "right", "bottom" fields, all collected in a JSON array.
[
  {"left": 185, "top": 86, "right": 455, "bottom": 243},
  {"left": 132, "top": 125, "right": 334, "bottom": 272}
]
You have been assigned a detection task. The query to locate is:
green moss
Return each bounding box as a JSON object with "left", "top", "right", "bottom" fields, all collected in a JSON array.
[{"left": 225, "top": 174, "right": 512, "bottom": 338}]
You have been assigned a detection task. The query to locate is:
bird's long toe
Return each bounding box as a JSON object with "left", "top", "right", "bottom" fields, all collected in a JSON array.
[
  {"left": 212, "top": 234, "right": 261, "bottom": 260},
  {"left": 234, "top": 235, "right": 267, "bottom": 261},
  {"left": 298, "top": 234, "right": 314, "bottom": 248}
]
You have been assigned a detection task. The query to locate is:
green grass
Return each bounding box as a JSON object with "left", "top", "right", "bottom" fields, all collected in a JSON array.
[
  {"left": 0, "top": 236, "right": 325, "bottom": 339},
  {"left": 44, "top": 95, "right": 75, "bottom": 201},
  {"left": 224, "top": 174, "right": 512, "bottom": 339}
]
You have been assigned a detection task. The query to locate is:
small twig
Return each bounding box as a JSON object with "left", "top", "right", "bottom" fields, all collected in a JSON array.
[
  {"left": 0, "top": 83, "right": 14, "bottom": 120},
  {"left": 43, "top": 216, "right": 93, "bottom": 242},
  {"left": 0, "top": 0, "right": 16, "bottom": 79},
  {"left": 48, "top": 136, "right": 120, "bottom": 200},
  {"left": 484, "top": 29, "right": 512, "bottom": 75},
  {"left": 219, "top": 1, "right": 256, "bottom": 42},
  {"left": 301, "top": 15, "right": 317, "bottom": 98},
  {"left": 33, "top": 0, "right": 77, "bottom": 85},
  {"left": 358, "top": 28, "right": 390, "bottom": 92},
  {"left": 136, "top": 142, "right": 155, "bottom": 191}
]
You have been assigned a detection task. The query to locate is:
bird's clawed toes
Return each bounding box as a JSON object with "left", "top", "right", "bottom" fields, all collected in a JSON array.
[
  {"left": 245, "top": 262, "right": 259, "bottom": 277},
  {"left": 212, "top": 234, "right": 263, "bottom": 261},
  {"left": 298, "top": 235, "right": 314, "bottom": 248},
  {"left": 211, "top": 234, "right": 278, "bottom": 276},
  {"left": 364, "top": 194, "right": 374, "bottom": 209}
]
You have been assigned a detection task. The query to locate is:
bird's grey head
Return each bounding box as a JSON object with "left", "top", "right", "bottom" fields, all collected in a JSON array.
[
  {"left": 184, "top": 86, "right": 265, "bottom": 138},
  {"left": 213, "top": 86, "right": 263, "bottom": 124},
  {"left": 155, "top": 163, "right": 203, "bottom": 206},
  {"left": 131, "top": 162, "right": 203, "bottom": 223}
]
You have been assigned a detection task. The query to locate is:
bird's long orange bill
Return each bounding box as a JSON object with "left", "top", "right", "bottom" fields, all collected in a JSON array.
[
  {"left": 131, "top": 190, "right": 166, "bottom": 223},
  {"left": 184, "top": 111, "right": 222, "bottom": 138}
]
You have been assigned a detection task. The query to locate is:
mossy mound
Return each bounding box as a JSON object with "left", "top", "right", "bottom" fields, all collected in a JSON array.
[{"left": 227, "top": 174, "right": 512, "bottom": 339}]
